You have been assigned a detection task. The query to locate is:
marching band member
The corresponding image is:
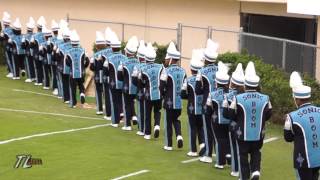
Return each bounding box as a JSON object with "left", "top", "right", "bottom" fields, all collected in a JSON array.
[
  {"left": 229, "top": 61, "right": 272, "bottom": 180},
  {"left": 284, "top": 71, "right": 320, "bottom": 180},
  {"left": 181, "top": 49, "right": 205, "bottom": 157},
  {"left": 196, "top": 39, "right": 219, "bottom": 163},
  {"left": 22, "top": 17, "right": 36, "bottom": 83},
  {"left": 0, "top": 12, "right": 14, "bottom": 78},
  {"left": 160, "top": 42, "right": 186, "bottom": 150},
  {"left": 49, "top": 20, "right": 60, "bottom": 95},
  {"left": 39, "top": 25, "right": 52, "bottom": 89}
]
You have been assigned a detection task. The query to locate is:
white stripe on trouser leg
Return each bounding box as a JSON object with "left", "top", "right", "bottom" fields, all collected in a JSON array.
[
  {"left": 143, "top": 101, "right": 146, "bottom": 134},
  {"left": 188, "top": 117, "right": 192, "bottom": 152},
  {"left": 25, "top": 57, "right": 30, "bottom": 78},
  {"left": 164, "top": 110, "right": 168, "bottom": 146},
  {"left": 229, "top": 132, "right": 235, "bottom": 171},
  {"left": 202, "top": 115, "right": 209, "bottom": 156},
  {"left": 213, "top": 130, "right": 219, "bottom": 163},
  {"left": 69, "top": 78, "right": 73, "bottom": 106},
  {"left": 95, "top": 86, "right": 99, "bottom": 112},
  {"left": 236, "top": 140, "right": 242, "bottom": 180},
  {"left": 122, "top": 94, "right": 127, "bottom": 126},
  {"left": 34, "top": 60, "right": 38, "bottom": 81},
  {"left": 5, "top": 51, "right": 13, "bottom": 73},
  {"left": 137, "top": 100, "right": 141, "bottom": 131},
  {"left": 109, "top": 89, "right": 115, "bottom": 124},
  {"left": 42, "top": 65, "right": 46, "bottom": 86},
  {"left": 12, "top": 54, "right": 16, "bottom": 77}
]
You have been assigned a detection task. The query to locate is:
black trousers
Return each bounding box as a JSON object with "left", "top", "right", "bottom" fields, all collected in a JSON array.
[
  {"left": 103, "top": 83, "right": 112, "bottom": 117},
  {"left": 137, "top": 99, "right": 145, "bottom": 133},
  {"left": 296, "top": 167, "right": 320, "bottom": 180},
  {"left": 56, "top": 71, "right": 64, "bottom": 97},
  {"left": 95, "top": 82, "right": 103, "bottom": 112},
  {"left": 34, "top": 59, "right": 43, "bottom": 84},
  {"left": 237, "top": 139, "right": 263, "bottom": 180},
  {"left": 62, "top": 73, "right": 70, "bottom": 102},
  {"left": 69, "top": 77, "right": 85, "bottom": 106},
  {"left": 164, "top": 109, "right": 182, "bottom": 147},
  {"left": 123, "top": 93, "right": 136, "bottom": 126},
  {"left": 212, "top": 123, "right": 231, "bottom": 166},
  {"left": 187, "top": 114, "right": 204, "bottom": 152},
  {"left": 144, "top": 99, "right": 162, "bottom": 135},
  {"left": 203, "top": 114, "right": 214, "bottom": 157},
  {"left": 12, "top": 54, "right": 25, "bottom": 78},
  {"left": 5, "top": 49, "right": 13, "bottom": 73},
  {"left": 42, "top": 63, "right": 50, "bottom": 88},
  {"left": 51, "top": 65, "right": 58, "bottom": 89},
  {"left": 24, "top": 55, "right": 35, "bottom": 79},
  {"left": 229, "top": 130, "right": 239, "bottom": 172},
  {"left": 110, "top": 88, "right": 123, "bottom": 124}
]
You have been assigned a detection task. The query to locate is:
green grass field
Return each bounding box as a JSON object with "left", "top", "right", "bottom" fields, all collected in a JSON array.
[{"left": 0, "top": 66, "right": 295, "bottom": 180}]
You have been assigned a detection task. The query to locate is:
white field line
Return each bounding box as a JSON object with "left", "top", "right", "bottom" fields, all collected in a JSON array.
[
  {"left": 0, "top": 123, "right": 111, "bottom": 145},
  {"left": 110, "top": 170, "right": 150, "bottom": 180},
  {"left": 12, "top": 89, "right": 57, "bottom": 98},
  {"left": 0, "top": 107, "right": 104, "bottom": 120},
  {"left": 181, "top": 137, "right": 279, "bottom": 164}
]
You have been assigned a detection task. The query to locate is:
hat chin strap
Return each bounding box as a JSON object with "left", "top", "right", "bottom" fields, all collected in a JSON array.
[
  {"left": 292, "top": 94, "right": 298, "bottom": 108},
  {"left": 168, "top": 58, "right": 173, "bottom": 66}
]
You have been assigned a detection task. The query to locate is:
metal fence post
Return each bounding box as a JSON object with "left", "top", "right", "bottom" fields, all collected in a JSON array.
[
  {"left": 282, "top": 41, "right": 286, "bottom": 70},
  {"left": 121, "top": 23, "right": 125, "bottom": 42},
  {"left": 176, "top": 23, "right": 182, "bottom": 51},
  {"left": 207, "top": 26, "right": 212, "bottom": 40},
  {"left": 238, "top": 27, "right": 243, "bottom": 53}
]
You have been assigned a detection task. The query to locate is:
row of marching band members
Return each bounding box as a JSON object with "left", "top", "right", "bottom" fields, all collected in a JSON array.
[
  {"left": 0, "top": 12, "right": 89, "bottom": 107},
  {"left": 2, "top": 11, "right": 320, "bottom": 180}
]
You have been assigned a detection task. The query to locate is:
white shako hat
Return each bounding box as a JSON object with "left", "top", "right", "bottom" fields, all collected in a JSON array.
[
  {"left": 37, "top": 16, "right": 46, "bottom": 28},
  {"left": 190, "top": 49, "right": 204, "bottom": 71},
  {"left": 70, "top": 29, "right": 80, "bottom": 45},
  {"left": 105, "top": 27, "right": 113, "bottom": 45},
  {"left": 145, "top": 42, "right": 156, "bottom": 62},
  {"left": 290, "top": 71, "right": 311, "bottom": 99},
  {"left": 59, "top": 19, "right": 68, "bottom": 30},
  {"left": 216, "top": 61, "right": 230, "bottom": 85},
  {"left": 13, "top": 18, "right": 22, "bottom": 30},
  {"left": 137, "top": 40, "right": 146, "bottom": 59},
  {"left": 51, "top": 20, "right": 59, "bottom": 32},
  {"left": 203, "top": 39, "right": 219, "bottom": 62},
  {"left": 26, "top": 17, "right": 35, "bottom": 30},
  {"left": 62, "top": 27, "right": 71, "bottom": 39},
  {"left": 95, "top": 31, "right": 106, "bottom": 45},
  {"left": 244, "top": 61, "right": 260, "bottom": 87},
  {"left": 110, "top": 31, "right": 121, "bottom": 48},
  {"left": 42, "top": 25, "right": 52, "bottom": 37},
  {"left": 125, "top": 36, "right": 139, "bottom": 54},
  {"left": 231, "top": 63, "right": 245, "bottom": 86},
  {"left": 57, "top": 29, "right": 63, "bottom": 40},
  {"left": 2, "top": 11, "right": 11, "bottom": 25},
  {"left": 165, "top": 41, "right": 180, "bottom": 60}
]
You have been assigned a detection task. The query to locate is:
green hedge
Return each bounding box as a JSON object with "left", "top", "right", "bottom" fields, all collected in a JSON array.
[{"left": 217, "top": 52, "right": 320, "bottom": 124}]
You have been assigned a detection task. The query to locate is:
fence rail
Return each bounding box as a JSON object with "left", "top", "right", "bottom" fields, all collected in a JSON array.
[{"left": 66, "top": 14, "right": 320, "bottom": 78}]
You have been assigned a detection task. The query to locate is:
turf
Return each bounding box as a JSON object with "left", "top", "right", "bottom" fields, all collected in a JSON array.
[{"left": 0, "top": 66, "right": 296, "bottom": 180}]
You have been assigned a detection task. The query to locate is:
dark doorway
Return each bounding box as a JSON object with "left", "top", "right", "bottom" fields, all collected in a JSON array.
[{"left": 240, "top": 13, "right": 317, "bottom": 76}]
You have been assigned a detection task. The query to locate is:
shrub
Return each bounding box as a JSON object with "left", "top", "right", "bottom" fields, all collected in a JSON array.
[{"left": 217, "top": 52, "right": 320, "bottom": 124}]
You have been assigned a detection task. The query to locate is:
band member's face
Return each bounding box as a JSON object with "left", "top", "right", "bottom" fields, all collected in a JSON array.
[{"left": 164, "top": 59, "right": 170, "bottom": 67}]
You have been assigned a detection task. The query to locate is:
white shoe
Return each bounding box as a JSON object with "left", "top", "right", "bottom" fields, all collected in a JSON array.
[
  {"left": 96, "top": 111, "right": 103, "bottom": 115},
  {"left": 80, "top": 93, "right": 85, "bottom": 104},
  {"left": 6, "top": 73, "right": 13, "bottom": 78},
  {"left": 25, "top": 79, "right": 32, "bottom": 83},
  {"left": 34, "top": 83, "right": 39, "bottom": 86},
  {"left": 31, "top": 78, "right": 36, "bottom": 82},
  {"left": 111, "top": 124, "right": 119, "bottom": 128},
  {"left": 120, "top": 113, "right": 124, "bottom": 118},
  {"left": 132, "top": 116, "right": 138, "bottom": 121},
  {"left": 187, "top": 151, "right": 198, "bottom": 157},
  {"left": 64, "top": 101, "right": 70, "bottom": 104},
  {"left": 58, "top": 96, "right": 63, "bottom": 99},
  {"left": 177, "top": 135, "right": 183, "bottom": 148},
  {"left": 230, "top": 171, "right": 239, "bottom": 177},
  {"left": 144, "top": 135, "right": 151, "bottom": 140},
  {"left": 251, "top": 171, "right": 260, "bottom": 180},
  {"left": 199, "top": 156, "right": 212, "bottom": 163},
  {"left": 136, "top": 131, "right": 144, "bottom": 136},
  {"left": 37, "top": 83, "right": 43, "bottom": 86},
  {"left": 52, "top": 88, "right": 58, "bottom": 95},
  {"left": 121, "top": 126, "right": 132, "bottom": 131},
  {"left": 163, "top": 146, "right": 173, "bottom": 151},
  {"left": 13, "top": 77, "right": 20, "bottom": 80},
  {"left": 43, "top": 87, "right": 50, "bottom": 90},
  {"left": 214, "top": 164, "right": 224, "bottom": 169},
  {"left": 103, "top": 116, "right": 111, "bottom": 121},
  {"left": 154, "top": 125, "right": 160, "bottom": 138}
]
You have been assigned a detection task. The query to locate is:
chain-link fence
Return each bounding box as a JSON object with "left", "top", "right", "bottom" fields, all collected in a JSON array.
[{"left": 66, "top": 14, "right": 319, "bottom": 78}]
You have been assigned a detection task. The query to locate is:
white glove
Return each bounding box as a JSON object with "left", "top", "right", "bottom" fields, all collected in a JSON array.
[
  {"left": 8, "top": 38, "right": 12, "bottom": 43},
  {"left": 22, "top": 37, "right": 25, "bottom": 43},
  {"left": 284, "top": 115, "right": 292, "bottom": 130},
  {"left": 160, "top": 70, "right": 168, "bottom": 81},
  {"left": 182, "top": 80, "right": 187, "bottom": 90},
  {"left": 138, "top": 72, "right": 142, "bottom": 79},
  {"left": 97, "top": 55, "right": 103, "bottom": 61},
  {"left": 39, "top": 45, "right": 43, "bottom": 51},
  {"left": 222, "top": 95, "right": 228, "bottom": 108},
  {"left": 196, "top": 71, "right": 202, "bottom": 81},
  {"left": 206, "top": 94, "right": 212, "bottom": 106},
  {"left": 53, "top": 45, "right": 57, "bottom": 51},
  {"left": 47, "top": 40, "right": 51, "bottom": 46},
  {"left": 56, "top": 48, "right": 60, "bottom": 54},
  {"left": 118, "top": 63, "right": 123, "bottom": 71},
  {"left": 103, "top": 60, "right": 109, "bottom": 68},
  {"left": 0, "top": 32, "right": 4, "bottom": 37},
  {"left": 132, "top": 66, "right": 139, "bottom": 77},
  {"left": 90, "top": 57, "right": 94, "bottom": 63},
  {"left": 30, "top": 37, "right": 35, "bottom": 43},
  {"left": 230, "top": 96, "right": 237, "bottom": 110}
]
